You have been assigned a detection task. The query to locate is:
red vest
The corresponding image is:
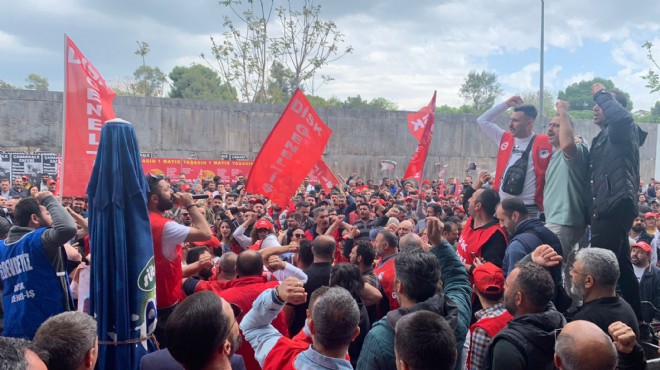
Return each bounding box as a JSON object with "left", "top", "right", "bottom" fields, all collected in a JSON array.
[
  {"left": 262, "top": 336, "right": 308, "bottom": 370},
  {"left": 150, "top": 212, "right": 184, "bottom": 309},
  {"left": 456, "top": 217, "right": 506, "bottom": 280},
  {"left": 467, "top": 311, "right": 514, "bottom": 370},
  {"left": 375, "top": 255, "right": 399, "bottom": 313},
  {"left": 492, "top": 132, "right": 552, "bottom": 209},
  {"left": 219, "top": 276, "right": 288, "bottom": 370}
]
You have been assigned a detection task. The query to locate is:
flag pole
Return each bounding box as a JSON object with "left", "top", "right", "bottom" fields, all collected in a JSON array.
[{"left": 60, "top": 34, "right": 67, "bottom": 198}]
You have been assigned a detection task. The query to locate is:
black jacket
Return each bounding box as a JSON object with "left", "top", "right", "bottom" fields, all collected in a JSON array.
[
  {"left": 590, "top": 90, "right": 647, "bottom": 220},
  {"left": 484, "top": 307, "right": 566, "bottom": 370},
  {"left": 640, "top": 264, "right": 660, "bottom": 322}
]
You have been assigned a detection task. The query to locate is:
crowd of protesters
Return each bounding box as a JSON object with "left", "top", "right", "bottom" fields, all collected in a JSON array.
[{"left": 0, "top": 83, "right": 658, "bottom": 370}]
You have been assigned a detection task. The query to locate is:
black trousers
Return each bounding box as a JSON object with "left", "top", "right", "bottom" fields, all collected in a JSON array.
[
  {"left": 591, "top": 213, "right": 642, "bottom": 321},
  {"left": 154, "top": 304, "right": 177, "bottom": 349}
]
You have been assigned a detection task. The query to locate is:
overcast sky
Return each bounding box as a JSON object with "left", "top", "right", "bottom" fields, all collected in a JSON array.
[{"left": 1, "top": 0, "right": 659, "bottom": 111}]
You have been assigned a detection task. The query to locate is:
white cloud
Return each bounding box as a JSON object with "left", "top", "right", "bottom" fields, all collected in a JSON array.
[{"left": 501, "top": 63, "right": 539, "bottom": 92}]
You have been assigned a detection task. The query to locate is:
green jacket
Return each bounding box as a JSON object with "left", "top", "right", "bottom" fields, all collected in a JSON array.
[{"left": 356, "top": 241, "right": 472, "bottom": 370}]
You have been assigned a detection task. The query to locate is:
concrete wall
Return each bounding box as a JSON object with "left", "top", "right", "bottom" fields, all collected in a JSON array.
[{"left": 0, "top": 88, "right": 657, "bottom": 182}]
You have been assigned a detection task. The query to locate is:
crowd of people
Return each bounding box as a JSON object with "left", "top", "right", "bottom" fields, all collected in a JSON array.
[{"left": 0, "top": 83, "right": 657, "bottom": 370}]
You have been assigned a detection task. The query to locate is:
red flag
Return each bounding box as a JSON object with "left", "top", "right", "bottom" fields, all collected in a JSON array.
[
  {"left": 308, "top": 158, "right": 339, "bottom": 193},
  {"left": 403, "top": 91, "right": 437, "bottom": 183},
  {"left": 407, "top": 104, "right": 433, "bottom": 142},
  {"left": 246, "top": 89, "right": 332, "bottom": 207},
  {"left": 62, "top": 36, "right": 116, "bottom": 197}
]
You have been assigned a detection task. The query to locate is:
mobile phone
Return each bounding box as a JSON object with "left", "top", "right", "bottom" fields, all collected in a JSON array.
[{"left": 467, "top": 162, "right": 477, "bottom": 171}]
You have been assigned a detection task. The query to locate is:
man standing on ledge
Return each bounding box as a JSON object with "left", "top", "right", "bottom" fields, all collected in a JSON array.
[
  {"left": 589, "top": 83, "right": 647, "bottom": 321},
  {"left": 146, "top": 174, "right": 212, "bottom": 348},
  {"left": 477, "top": 96, "right": 552, "bottom": 217}
]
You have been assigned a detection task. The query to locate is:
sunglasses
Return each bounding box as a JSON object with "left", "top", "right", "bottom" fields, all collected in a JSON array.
[
  {"left": 222, "top": 302, "right": 243, "bottom": 341},
  {"left": 293, "top": 233, "right": 305, "bottom": 238}
]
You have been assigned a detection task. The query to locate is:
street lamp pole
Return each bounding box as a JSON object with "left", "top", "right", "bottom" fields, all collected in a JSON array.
[{"left": 539, "top": 0, "right": 545, "bottom": 130}]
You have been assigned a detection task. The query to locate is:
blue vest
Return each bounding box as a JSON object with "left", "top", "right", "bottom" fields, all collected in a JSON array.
[{"left": 0, "top": 228, "right": 65, "bottom": 339}]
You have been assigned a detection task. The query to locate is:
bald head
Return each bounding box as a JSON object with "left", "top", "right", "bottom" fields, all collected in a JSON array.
[
  {"left": 236, "top": 250, "right": 263, "bottom": 277},
  {"left": 312, "top": 235, "right": 336, "bottom": 260},
  {"left": 218, "top": 252, "right": 237, "bottom": 275},
  {"left": 554, "top": 320, "right": 617, "bottom": 370},
  {"left": 398, "top": 220, "right": 414, "bottom": 236},
  {"left": 399, "top": 233, "right": 424, "bottom": 252}
]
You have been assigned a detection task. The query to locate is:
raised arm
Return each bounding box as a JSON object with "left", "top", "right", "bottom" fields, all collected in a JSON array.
[
  {"left": 556, "top": 100, "right": 578, "bottom": 159},
  {"left": 39, "top": 192, "right": 77, "bottom": 254}
]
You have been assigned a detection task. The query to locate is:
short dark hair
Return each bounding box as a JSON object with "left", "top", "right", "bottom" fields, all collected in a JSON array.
[
  {"left": 309, "top": 286, "right": 331, "bottom": 315},
  {"left": 312, "top": 287, "right": 360, "bottom": 350},
  {"left": 355, "top": 240, "right": 376, "bottom": 266},
  {"left": 499, "top": 197, "right": 528, "bottom": 218},
  {"left": 298, "top": 239, "right": 314, "bottom": 266},
  {"left": 427, "top": 203, "right": 444, "bottom": 217},
  {"left": 313, "top": 207, "right": 328, "bottom": 218},
  {"left": 185, "top": 246, "right": 211, "bottom": 265},
  {"left": 379, "top": 229, "right": 399, "bottom": 250},
  {"left": 287, "top": 212, "right": 304, "bottom": 223},
  {"left": 14, "top": 197, "right": 40, "bottom": 227},
  {"left": 166, "top": 291, "right": 230, "bottom": 370},
  {"left": 357, "top": 202, "right": 371, "bottom": 210},
  {"left": 395, "top": 250, "right": 440, "bottom": 303},
  {"left": 476, "top": 188, "right": 500, "bottom": 216},
  {"left": 513, "top": 104, "right": 538, "bottom": 119},
  {"left": 33, "top": 312, "right": 97, "bottom": 370},
  {"left": 514, "top": 262, "right": 555, "bottom": 309},
  {"left": 0, "top": 337, "right": 49, "bottom": 370},
  {"left": 442, "top": 221, "right": 456, "bottom": 233},
  {"left": 296, "top": 201, "right": 311, "bottom": 209},
  {"left": 330, "top": 263, "right": 364, "bottom": 299},
  {"left": 312, "top": 235, "right": 336, "bottom": 259},
  {"left": 236, "top": 250, "right": 264, "bottom": 277},
  {"left": 395, "top": 310, "right": 457, "bottom": 370}
]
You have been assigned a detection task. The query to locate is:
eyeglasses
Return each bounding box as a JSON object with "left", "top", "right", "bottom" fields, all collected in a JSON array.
[
  {"left": 293, "top": 233, "right": 305, "bottom": 238},
  {"left": 569, "top": 263, "right": 588, "bottom": 276},
  {"left": 222, "top": 302, "right": 243, "bottom": 342}
]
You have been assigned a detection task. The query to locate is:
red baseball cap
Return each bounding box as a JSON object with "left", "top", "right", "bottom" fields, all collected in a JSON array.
[
  {"left": 473, "top": 262, "right": 505, "bottom": 294},
  {"left": 644, "top": 212, "right": 656, "bottom": 220},
  {"left": 181, "top": 184, "right": 191, "bottom": 192},
  {"left": 632, "top": 241, "right": 653, "bottom": 254},
  {"left": 21, "top": 176, "right": 29, "bottom": 180},
  {"left": 47, "top": 180, "right": 56, "bottom": 185},
  {"left": 255, "top": 219, "right": 273, "bottom": 230},
  {"left": 454, "top": 206, "right": 465, "bottom": 212}
]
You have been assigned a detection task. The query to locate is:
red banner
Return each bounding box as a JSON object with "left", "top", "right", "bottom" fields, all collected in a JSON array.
[
  {"left": 246, "top": 89, "right": 332, "bottom": 207},
  {"left": 308, "top": 158, "right": 339, "bottom": 193},
  {"left": 404, "top": 91, "right": 437, "bottom": 183},
  {"left": 211, "top": 160, "right": 232, "bottom": 183},
  {"left": 141, "top": 158, "right": 182, "bottom": 178},
  {"left": 63, "top": 36, "right": 116, "bottom": 196},
  {"left": 230, "top": 160, "right": 253, "bottom": 182}
]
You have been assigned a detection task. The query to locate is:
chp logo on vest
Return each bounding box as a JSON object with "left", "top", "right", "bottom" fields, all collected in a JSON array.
[
  {"left": 500, "top": 141, "right": 509, "bottom": 151},
  {"left": 539, "top": 149, "right": 551, "bottom": 159},
  {"left": 137, "top": 257, "right": 156, "bottom": 292}
]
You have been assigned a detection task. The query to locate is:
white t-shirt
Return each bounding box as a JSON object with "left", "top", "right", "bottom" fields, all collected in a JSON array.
[
  {"left": 633, "top": 265, "right": 646, "bottom": 282},
  {"left": 477, "top": 102, "right": 536, "bottom": 205},
  {"left": 162, "top": 221, "right": 190, "bottom": 262}
]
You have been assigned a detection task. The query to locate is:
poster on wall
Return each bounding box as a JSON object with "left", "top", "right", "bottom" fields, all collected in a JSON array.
[
  {"left": 230, "top": 160, "right": 253, "bottom": 180},
  {"left": 41, "top": 153, "right": 59, "bottom": 178},
  {"left": 181, "top": 159, "right": 216, "bottom": 181},
  {"left": 212, "top": 160, "right": 232, "bottom": 183},
  {"left": 11, "top": 153, "right": 43, "bottom": 184},
  {"left": 141, "top": 158, "right": 182, "bottom": 178},
  {"left": 0, "top": 153, "right": 10, "bottom": 180}
]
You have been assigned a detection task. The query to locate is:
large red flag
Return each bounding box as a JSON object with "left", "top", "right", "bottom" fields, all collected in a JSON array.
[
  {"left": 308, "top": 158, "right": 339, "bottom": 194},
  {"left": 407, "top": 102, "right": 434, "bottom": 142},
  {"left": 403, "top": 91, "right": 437, "bottom": 183},
  {"left": 246, "top": 89, "right": 332, "bottom": 207},
  {"left": 63, "top": 36, "right": 116, "bottom": 196}
]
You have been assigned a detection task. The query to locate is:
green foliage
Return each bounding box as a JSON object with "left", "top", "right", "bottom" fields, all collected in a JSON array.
[
  {"left": 642, "top": 41, "right": 660, "bottom": 94},
  {"left": 133, "top": 65, "right": 167, "bottom": 97},
  {"left": 518, "top": 89, "right": 555, "bottom": 117},
  {"left": 558, "top": 77, "right": 633, "bottom": 111},
  {"left": 168, "top": 64, "right": 237, "bottom": 101},
  {"left": 203, "top": 0, "right": 352, "bottom": 103},
  {"left": 436, "top": 104, "right": 478, "bottom": 114},
  {"left": 24, "top": 74, "right": 49, "bottom": 91},
  {"left": 0, "top": 80, "right": 16, "bottom": 89},
  {"left": 458, "top": 70, "right": 503, "bottom": 111},
  {"left": 652, "top": 101, "right": 660, "bottom": 117},
  {"left": 327, "top": 95, "right": 397, "bottom": 110},
  {"left": 135, "top": 41, "right": 150, "bottom": 67}
]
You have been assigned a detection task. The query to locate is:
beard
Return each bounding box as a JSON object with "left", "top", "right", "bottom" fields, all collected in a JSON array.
[
  {"left": 156, "top": 194, "right": 174, "bottom": 212},
  {"left": 632, "top": 224, "right": 645, "bottom": 233},
  {"left": 570, "top": 279, "right": 586, "bottom": 299},
  {"left": 229, "top": 332, "right": 242, "bottom": 356},
  {"left": 199, "top": 268, "right": 213, "bottom": 280}
]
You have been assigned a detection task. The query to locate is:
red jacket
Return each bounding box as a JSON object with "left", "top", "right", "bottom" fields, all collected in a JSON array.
[
  {"left": 218, "top": 276, "right": 289, "bottom": 370},
  {"left": 150, "top": 212, "right": 183, "bottom": 309}
]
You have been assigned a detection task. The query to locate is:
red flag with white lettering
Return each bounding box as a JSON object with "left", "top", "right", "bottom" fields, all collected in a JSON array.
[
  {"left": 62, "top": 35, "right": 116, "bottom": 197},
  {"left": 308, "top": 158, "right": 339, "bottom": 193},
  {"left": 403, "top": 91, "right": 437, "bottom": 183},
  {"left": 407, "top": 103, "right": 433, "bottom": 142},
  {"left": 245, "top": 89, "right": 332, "bottom": 207}
]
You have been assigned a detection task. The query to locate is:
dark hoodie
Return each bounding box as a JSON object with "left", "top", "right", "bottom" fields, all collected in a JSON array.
[{"left": 484, "top": 307, "right": 566, "bottom": 370}]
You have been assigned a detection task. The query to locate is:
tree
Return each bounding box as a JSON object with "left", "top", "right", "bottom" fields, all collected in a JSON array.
[
  {"left": 24, "top": 74, "right": 49, "bottom": 91},
  {"left": 518, "top": 89, "right": 555, "bottom": 117},
  {"left": 132, "top": 65, "right": 167, "bottom": 97},
  {"left": 642, "top": 41, "right": 660, "bottom": 94},
  {"left": 458, "top": 70, "right": 503, "bottom": 111},
  {"left": 652, "top": 101, "right": 660, "bottom": 117},
  {"left": 324, "top": 95, "right": 397, "bottom": 110},
  {"left": 168, "top": 64, "right": 237, "bottom": 101},
  {"left": 135, "top": 41, "right": 150, "bottom": 67},
  {"left": 202, "top": 0, "right": 352, "bottom": 103},
  {"left": 0, "top": 80, "right": 16, "bottom": 89},
  {"left": 558, "top": 77, "right": 633, "bottom": 111}
]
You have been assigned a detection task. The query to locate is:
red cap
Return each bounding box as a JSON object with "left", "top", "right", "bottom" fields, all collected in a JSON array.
[
  {"left": 632, "top": 241, "right": 653, "bottom": 254},
  {"left": 454, "top": 206, "right": 465, "bottom": 212},
  {"left": 645, "top": 212, "right": 656, "bottom": 219},
  {"left": 47, "top": 180, "right": 56, "bottom": 185},
  {"left": 255, "top": 219, "right": 273, "bottom": 230},
  {"left": 377, "top": 199, "right": 386, "bottom": 206},
  {"left": 248, "top": 197, "right": 257, "bottom": 203},
  {"left": 181, "top": 184, "right": 191, "bottom": 192},
  {"left": 422, "top": 179, "right": 431, "bottom": 185},
  {"left": 473, "top": 262, "right": 505, "bottom": 294},
  {"left": 21, "top": 176, "right": 29, "bottom": 180}
]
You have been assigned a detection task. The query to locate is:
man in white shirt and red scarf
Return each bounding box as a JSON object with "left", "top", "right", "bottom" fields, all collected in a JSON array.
[
  {"left": 477, "top": 96, "right": 552, "bottom": 218},
  {"left": 146, "top": 174, "right": 212, "bottom": 348}
]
